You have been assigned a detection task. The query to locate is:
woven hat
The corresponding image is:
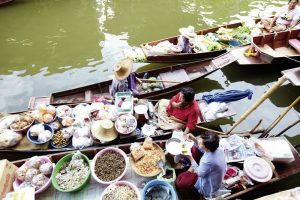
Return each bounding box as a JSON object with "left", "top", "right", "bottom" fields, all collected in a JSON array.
[
  {"left": 91, "top": 119, "right": 118, "bottom": 142},
  {"left": 114, "top": 59, "right": 133, "bottom": 80},
  {"left": 179, "top": 26, "right": 197, "bottom": 39}
]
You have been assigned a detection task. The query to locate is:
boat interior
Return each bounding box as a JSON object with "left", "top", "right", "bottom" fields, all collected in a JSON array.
[
  {"left": 43, "top": 59, "right": 220, "bottom": 106},
  {"left": 141, "top": 22, "right": 244, "bottom": 52},
  {"left": 253, "top": 29, "right": 300, "bottom": 57}
]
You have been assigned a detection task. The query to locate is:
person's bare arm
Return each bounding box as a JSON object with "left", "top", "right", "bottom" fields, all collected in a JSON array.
[{"left": 266, "top": 17, "right": 278, "bottom": 30}]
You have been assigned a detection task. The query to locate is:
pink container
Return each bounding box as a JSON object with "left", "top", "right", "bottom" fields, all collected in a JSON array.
[
  {"left": 13, "top": 156, "right": 55, "bottom": 194},
  {"left": 91, "top": 147, "right": 128, "bottom": 184},
  {"left": 99, "top": 181, "right": 141, "bottom": 200}
]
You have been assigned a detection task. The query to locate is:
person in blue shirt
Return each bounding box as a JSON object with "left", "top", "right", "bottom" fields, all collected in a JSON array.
[
  {"left": 176, "top": 26, "right": 197, "bottom": 53},
  {"left": 175, "top": 131, "right": 227, "bottom": 199}
]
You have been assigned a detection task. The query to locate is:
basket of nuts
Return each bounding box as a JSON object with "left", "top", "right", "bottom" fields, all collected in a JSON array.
[{"left": 50, "top": 130, "right": 72, "bottom": 149}]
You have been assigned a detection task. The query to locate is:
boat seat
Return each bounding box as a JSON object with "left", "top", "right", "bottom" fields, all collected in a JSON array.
[
  {"left": 159, "top": 69, "right": 190, "bottom": 88},
  {"left": 288, "top": 39, "right": 300, "bottom": 53}
]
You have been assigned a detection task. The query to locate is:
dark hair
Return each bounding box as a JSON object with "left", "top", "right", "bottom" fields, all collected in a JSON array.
[
  {"left": 181, "top": 87, "right": 195, "bottom": 103},
  {"left": 200, "top": 131, "right": 219, "bottom": 152},
  {"left": 289, "top": 0, "right": 299, "bottom": 3}
]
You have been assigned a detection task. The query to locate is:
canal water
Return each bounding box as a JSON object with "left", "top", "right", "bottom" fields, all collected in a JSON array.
[{"left": 0, "top": 0, "right": 299, "bottom": 198}]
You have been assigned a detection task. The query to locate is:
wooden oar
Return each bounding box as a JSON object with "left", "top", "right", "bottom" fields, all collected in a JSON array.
[
  {"left": 261, "top": 96, "right": 300, "bottom": 138},
  {"left": 139, "top": 78, "right": 183, "bottom": 84},
  {"left": 226, "top": 75, "right": 289, "bottom": 134}
]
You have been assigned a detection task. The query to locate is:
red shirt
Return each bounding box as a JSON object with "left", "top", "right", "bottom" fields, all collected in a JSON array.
[{"left": 166, "top": 93, "right": 201, "bottom": 132}]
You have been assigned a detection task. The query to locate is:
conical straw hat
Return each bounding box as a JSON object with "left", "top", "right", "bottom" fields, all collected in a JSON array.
[
  {"left": 114, "top": 59, "right": 133, "bottom": 80},
  {"left": 91, "top": 119, "right": 118, "bottom": 142}
]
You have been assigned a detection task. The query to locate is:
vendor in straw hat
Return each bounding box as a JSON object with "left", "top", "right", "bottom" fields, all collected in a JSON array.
[
  {"left": 110, "top": 59, "right": 142, "bottom": 97},
  {"left": 176, "top": 25, "right": 197, "bottom": 53}
]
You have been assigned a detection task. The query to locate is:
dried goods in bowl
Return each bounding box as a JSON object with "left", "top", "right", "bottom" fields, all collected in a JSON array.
[
  {"left": 50, "top": 130, "right": 72, "bottom": 149},
  {"left": 91, "top": 147, "right": 128, "bottom": 185},
  {"left": 129, "top": 143, "right": 166, "bottom": 177},
  {"left": 100, "top": 181, "right": 141, "bottom": 200},
  {"left": 115, "top": 114, "right": 137, "bottom": 135},
  {"left": 10, "top": 113, "right": 34, "bottom": 133},
  {"left": 13, "top": 156, "right": 55, "bottom": 194},
  {"left": 52, "top": 152, "right": 91, "bottom": 192}
]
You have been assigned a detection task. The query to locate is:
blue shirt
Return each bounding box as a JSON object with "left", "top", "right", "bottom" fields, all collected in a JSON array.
[
  {"left": 191, "top": 145, "right": 227, "bottom": 198},
  {"left": 177, "top": 35, "right": 193, "bottom": 53}
]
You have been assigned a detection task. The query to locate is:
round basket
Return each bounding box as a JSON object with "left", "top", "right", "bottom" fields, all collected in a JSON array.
[{"left": 129, "top": 143, "right": 165, "bottom": 177}]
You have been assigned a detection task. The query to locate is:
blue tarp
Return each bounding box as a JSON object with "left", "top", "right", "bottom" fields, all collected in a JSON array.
[{"left": 202, "top": 89, "right": 253, "bottom": 103}]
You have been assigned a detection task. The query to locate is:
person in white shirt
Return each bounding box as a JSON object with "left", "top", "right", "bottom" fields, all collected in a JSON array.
[{"left": 259, "top": 0, "right": 299, "bottom": 32}]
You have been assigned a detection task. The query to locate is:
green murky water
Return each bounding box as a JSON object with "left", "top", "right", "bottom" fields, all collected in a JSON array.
[{"left": 0, "top": 0, "right": 299, "bottom": 136}]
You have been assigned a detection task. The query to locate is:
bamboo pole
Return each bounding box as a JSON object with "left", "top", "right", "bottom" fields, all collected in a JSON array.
[
  {"left": 274, "top": 119, "right": 300, "bottom": 137},
  {"left": 262, "top": 96, "right": 300, "bottom": 137},
  {"left": 226, "top": 75, "right": 289, "bottom": 134},
  {"left": 139, "top": 78, "right": 182, "bottom": 84}
]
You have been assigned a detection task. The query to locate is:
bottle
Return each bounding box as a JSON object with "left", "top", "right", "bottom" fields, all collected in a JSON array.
[{"left": 147, "top": 101, "right": 154, "bottom": 118}]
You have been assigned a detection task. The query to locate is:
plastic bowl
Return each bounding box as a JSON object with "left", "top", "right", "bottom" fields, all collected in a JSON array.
[
  {"left": 13, "top": 156, "right": 55, "bottom": 194},
  {"left": 27, "top": 124, "right": 54, "bottom": 144},
  {"left": 115, "top": 114, "right": 137, "bottom": 135},
  {"left": 100, "top": 181, "right": 141, "bottom": 200},
  {"left": 51, "top": 153, "right": 91, "bottom": 192},
  {"left": 91, "top": 147, "right": 128, "bottom": 185},
  {"left": 142, "top": 179, "right": 176, "bottom": 200}
]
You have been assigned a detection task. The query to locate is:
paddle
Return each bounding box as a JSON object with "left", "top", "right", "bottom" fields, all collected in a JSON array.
[{"left": 139, "top": 78, "right": 183, "bottom": 84}]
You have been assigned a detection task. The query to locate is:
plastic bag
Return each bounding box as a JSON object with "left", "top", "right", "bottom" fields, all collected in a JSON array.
[{"left": 0, "top": 129, "right": 22, "bottom": 148}]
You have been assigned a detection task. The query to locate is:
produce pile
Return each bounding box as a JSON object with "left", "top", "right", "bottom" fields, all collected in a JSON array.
[
  {"left": 138, "top": 76, "right": 164, "bottom": 94},
  {"left": 192, "top": 25, "right": 251, "bottom": 53},
  {"left": 123, "top": 47, "right": 147, "bottom": 62}
]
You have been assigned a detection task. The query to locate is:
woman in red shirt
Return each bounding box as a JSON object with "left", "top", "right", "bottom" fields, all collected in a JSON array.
[{"left": 167, "top": 87, "right": 201, "bottom": 135}]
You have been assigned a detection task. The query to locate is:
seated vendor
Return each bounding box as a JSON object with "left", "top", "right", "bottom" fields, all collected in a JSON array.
[
  {"left": 166, "top": 87, "right": 201, "bottom": 135},
  {"left": 258, "top": 0, "right": 299, "bottom": 32},
  {"left": 175, "top": 132, "right": 226, "bottom": 198},
  {"left": 176, "top": 26, "right": 197, "bottom": 53},
  {"left": 110, "top": 59, "right": 142, "bottom": 97}
]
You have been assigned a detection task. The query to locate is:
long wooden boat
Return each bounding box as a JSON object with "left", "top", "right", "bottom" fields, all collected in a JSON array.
[
  {"left": 0, "top": 0, "right": 14, "bottom": 6},
  {"left": 1, "top": 98, "right": 237, "bottom": 160},
  {"left": 231, "top": 29, "right": 300, "bottom": 67},
  {"left": 140, "top": 19, "right": 261, "bottom": 63},
  {"left": 8, "top": 136, "right": 300, "bottom": 200},
  {"left": 28, "top": 52, "right": 236, "bottom": 109}
]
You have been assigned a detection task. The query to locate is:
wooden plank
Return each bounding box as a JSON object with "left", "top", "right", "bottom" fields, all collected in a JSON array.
[
  {"left": 159, "top": 69, "right": 190, "bottom": 88},
  {"left": 85, "top": 90, "right": 92, "bottom": 102}
]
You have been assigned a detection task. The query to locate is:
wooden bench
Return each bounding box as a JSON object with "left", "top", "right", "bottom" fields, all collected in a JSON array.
[{"left": 288, "top": 39, "right": 300, "bottom": 53}]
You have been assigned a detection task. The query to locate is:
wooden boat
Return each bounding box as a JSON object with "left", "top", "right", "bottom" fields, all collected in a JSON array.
[
  {"left": 0, "top": 0, "right": 14, "bottom": 6},
  {"left": 8, "top": 136, "right": 300, "bottom": 200},
  {"left": 140, "top": 19, "right": 261, "bottom": 63},
  {"left": 231, "top": 29, "right": 300, "bottom": 67},
  {"left": 28, "top": 52, "right": 236, "bottom": 109},
  {"left": 1, "top": 98, "right": 237, "bottom": 160}
]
